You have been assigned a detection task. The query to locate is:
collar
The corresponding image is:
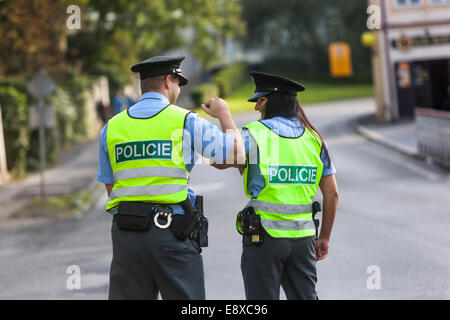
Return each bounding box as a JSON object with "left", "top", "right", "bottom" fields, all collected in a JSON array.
[
  {"left": 139, "top": 91, "right": 170, "bottom": 104},
  {"left": 262, "top": 116, "right": 303, "bottom": 128}
]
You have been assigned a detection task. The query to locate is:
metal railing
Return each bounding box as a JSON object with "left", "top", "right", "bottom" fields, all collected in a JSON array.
[{"left": 415, "top": 107, "right": 450, "bottom": 166}]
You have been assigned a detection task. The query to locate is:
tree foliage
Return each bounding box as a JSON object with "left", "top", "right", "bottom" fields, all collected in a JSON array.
[
  {"left": 0, "top": 0, "right": 68, "bottom": 75},
  {"left": 0, "top": 0, "right": 245, "bottom": 78},
  {"left": 0, "top": 86, "right": 29, "bottom": 175},
  {"left": 67, "top": 0, "right": 245, "bottom": 78}
]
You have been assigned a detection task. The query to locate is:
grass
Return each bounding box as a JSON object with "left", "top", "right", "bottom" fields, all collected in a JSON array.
[
  {"left": 11, "top": 188, "right": 95, "bottom": 219},
  {"left": 31, "top": 193, "right": 81, "bottom": 215},
  {"left": 196, "top": 77, "right": 374, "bottom": 116}
]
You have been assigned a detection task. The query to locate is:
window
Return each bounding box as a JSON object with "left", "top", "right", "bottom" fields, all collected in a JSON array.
[
  {"left": 428, "top": 0, "right": 450, "bottom": 5},
  {"left": 394, "top": 0, "right": 424, "bottom": 7}
]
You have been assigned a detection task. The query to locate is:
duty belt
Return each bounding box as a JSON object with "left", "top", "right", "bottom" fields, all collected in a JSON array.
[
  {"left": 112, "top": 202, "right": 173, "bottom": 229},
  {"left": 112, "top": 198, "right": 208, "bottom": 247}
]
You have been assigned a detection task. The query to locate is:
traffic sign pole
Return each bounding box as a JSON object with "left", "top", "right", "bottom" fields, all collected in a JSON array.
[
  {"left": 38, "top": 97, "right": 46, "bottom": 200},
  {"left": 27, "top": 69, "right": 55, "bottom": 200}
]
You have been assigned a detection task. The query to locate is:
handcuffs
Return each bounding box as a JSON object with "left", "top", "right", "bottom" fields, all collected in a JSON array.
[{"left": 154, "top": 207, "right": 173, "bottom": 229}]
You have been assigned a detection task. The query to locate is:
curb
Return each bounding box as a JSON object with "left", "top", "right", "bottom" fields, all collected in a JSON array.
[
  {"left": 354, "top": 116, "right": 424, "bottom": 161},
  {"left": 356, "top": 124, "right": 422, "bottom": 159},
  {"left": 72, "top": 179, "right": 104, "bottom": 219}
]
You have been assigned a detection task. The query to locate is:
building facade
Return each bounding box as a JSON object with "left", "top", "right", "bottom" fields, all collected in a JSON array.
[{"left": 370, "top": 0, "right": 450, "bottom": 122}]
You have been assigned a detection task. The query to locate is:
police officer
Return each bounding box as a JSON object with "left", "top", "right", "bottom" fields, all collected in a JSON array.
[
  {"left": 214, "top": 71, "right": 338, "bottom": 300},
  {"left": 96, "top": 56, "right": 244, "bottom": 300}
]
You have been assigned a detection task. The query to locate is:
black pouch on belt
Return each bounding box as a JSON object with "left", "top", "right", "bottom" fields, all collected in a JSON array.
[
  {"left": 115, "top": 201, "right": 153, "bottom": 231},
  {"left": 241, "top": 207, "right": 264, "bottom": 245},
  {"left": 169, "top": 197, "right": 202, "bottom": 241}
]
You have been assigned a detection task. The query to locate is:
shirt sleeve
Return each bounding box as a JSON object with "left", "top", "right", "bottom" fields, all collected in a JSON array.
[
  {"left": 241, "top": 129, "right": 265, "bottom": 198},
  {"left": 321, "top": 141, "right": 336, "bottom": 177},
  {"left": 96, "top": 124, "right": 114, "bottom": 184},
  {"left": 182, "top": 112, "right": 235, "bottom": 168}
]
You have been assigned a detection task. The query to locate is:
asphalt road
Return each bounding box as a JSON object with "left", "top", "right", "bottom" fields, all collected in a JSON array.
[{"left": 0, "top": 97, "right": 449, "bottom": 300}]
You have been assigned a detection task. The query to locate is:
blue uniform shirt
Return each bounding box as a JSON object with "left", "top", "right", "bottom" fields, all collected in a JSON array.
[
  {"left": 96, "top": 92, "right": 235, "bottom": 214},
  {"left": 242, "top": 116, "right": 336, "bottom": 199}
]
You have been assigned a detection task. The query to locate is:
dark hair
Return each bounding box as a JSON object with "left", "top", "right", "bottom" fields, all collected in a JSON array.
[
  {"left": 140, "top": 74, "right": 177, "bottom": 93},
  {"left": 263, "top": 92, "right": 331, "bottom": 167}
]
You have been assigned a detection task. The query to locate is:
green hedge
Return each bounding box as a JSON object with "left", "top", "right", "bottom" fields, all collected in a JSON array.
[
  {"left": 0, "top": 86, "right": 30, "bottom": 176},
  {"left": 51, "top": 86, "right": 78, "bottom": 148},
  {"left": 190, "top": 83, "right": 220, "bottom": 107},
  {"left": 0, "top": 72, "right": 95, "bottom": 175},
  {"left": 62, "top": 73, "right": 92, "bottom": 141},
  {"left": 212, "top": 62, "right": 249, "bottom": 97}
]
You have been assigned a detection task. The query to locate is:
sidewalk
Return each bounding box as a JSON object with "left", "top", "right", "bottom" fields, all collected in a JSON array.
[
  {"left": 356, "top": 115, "right": 421, "bottom": 159},
  {"left": 0, "top": 140, "right": 99, "bottom": 221}
]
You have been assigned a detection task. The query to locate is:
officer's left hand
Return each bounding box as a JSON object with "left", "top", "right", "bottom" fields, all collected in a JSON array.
[{"left": 315, "top": 238, "right": 329, "bottom": 261}]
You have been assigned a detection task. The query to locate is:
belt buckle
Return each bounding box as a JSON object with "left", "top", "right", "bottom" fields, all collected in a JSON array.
[{"left": 154, "top": 206, "right": 173, "bottom": 229}]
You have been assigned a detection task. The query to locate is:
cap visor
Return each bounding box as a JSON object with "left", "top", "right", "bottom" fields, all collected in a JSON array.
[
  {"left": 248, "top": 91, "right": 271, "bottom": 102},
  {"left": 178, "top": 74, "right": 188, "bottom": 86},
  {"left": 130, "top": 63, "right": 140, "bottom": 73}
]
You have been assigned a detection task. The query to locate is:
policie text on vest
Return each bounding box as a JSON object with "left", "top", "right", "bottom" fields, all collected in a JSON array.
[
  {"left": 115, "top": 140, "right": 172, "bottom": 163},
  {"left": 268, "top": 165, "right": 318, "bottom": 185}
]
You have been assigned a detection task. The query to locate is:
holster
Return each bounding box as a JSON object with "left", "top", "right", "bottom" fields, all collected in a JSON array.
[
  {"left": 312, "top": 201, "right": 321, "bottom": 239},
  {"left": 190, "top": 196, "right": 208, "bottom": 248},
  {"left": 239, "top": 206, "right": 264, "bottom": 245},
  {"left": 170, "top": 196, "right": 208, "bottom": 247}
]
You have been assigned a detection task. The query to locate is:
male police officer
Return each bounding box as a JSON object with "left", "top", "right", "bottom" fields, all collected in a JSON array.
[{"left": 96, "top": 56, "right": 244, "bottom": 299}]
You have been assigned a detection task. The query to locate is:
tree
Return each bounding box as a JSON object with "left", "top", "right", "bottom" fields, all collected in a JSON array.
[
  {"left": 0, "top": 0, "right": 245, "bottom": 79},
  {"left": 0, "top": 0, "right": 68, "bottom": 76},
  {"left": 66, "top": 0, "right": 245, "bottom": 80}
]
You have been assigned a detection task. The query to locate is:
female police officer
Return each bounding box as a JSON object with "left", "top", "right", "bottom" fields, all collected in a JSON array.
[{"left": 213, "top": 71, "right": 338, "bottom": 300}]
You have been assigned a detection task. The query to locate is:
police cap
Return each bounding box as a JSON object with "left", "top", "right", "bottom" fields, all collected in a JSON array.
[
  {"left": 248, "top": 71, "right": 305, "bottom": 102},
  {"left": 131, "top": 56, "right": 188, "bottom": 86}
]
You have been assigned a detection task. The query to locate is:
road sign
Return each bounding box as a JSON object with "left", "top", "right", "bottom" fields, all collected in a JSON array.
[
  {"left": 328, "top": 42, "right": 353, "bottom": 78},
  {"left": 27, "top": 69, "right": 55, "bottom": 99},
  {"left": 26, "top": 69, "right": 56, "bottom": 200},
  {"left": 29, "top": 104, "right": 55, "bottom": 129}
]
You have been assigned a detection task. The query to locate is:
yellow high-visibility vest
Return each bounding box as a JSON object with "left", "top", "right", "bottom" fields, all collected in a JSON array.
[
  {"left": 239, "top": 120, "right": 324, "bottom": 238},
  {"left": 106, "top": 104, "right": 190, "bottom": 211}
]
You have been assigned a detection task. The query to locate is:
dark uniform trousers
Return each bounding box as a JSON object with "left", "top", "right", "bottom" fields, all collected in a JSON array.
[
  {"left": 241, "top": 235, "right": 318, "bottom": 300},
  {"left": 109, "top": 221, "right": 205, "bottom": 300}
]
